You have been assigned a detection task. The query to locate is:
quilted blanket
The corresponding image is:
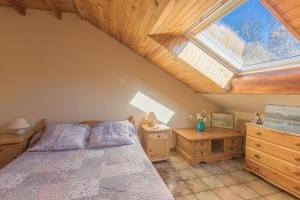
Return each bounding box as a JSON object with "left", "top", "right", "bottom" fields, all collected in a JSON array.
[{"left": 0, "top": 136, "right": 174, "bottom": 200}]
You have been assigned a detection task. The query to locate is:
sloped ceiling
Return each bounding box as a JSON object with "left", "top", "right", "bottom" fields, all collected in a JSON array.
[{"left": 1, "top": 0, "right": 300, "bottom": 94}]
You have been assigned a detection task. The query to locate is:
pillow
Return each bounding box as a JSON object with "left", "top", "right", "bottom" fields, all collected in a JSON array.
[
  {"left": 87, "top": 120, "right": 135, "bottom": 148},
  {"left": 29, "top": 124, "right": 90, "bottom": 151}
]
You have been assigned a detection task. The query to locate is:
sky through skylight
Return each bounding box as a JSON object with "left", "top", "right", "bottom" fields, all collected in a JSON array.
[{"left": 195, "top": 0, "right": 300, "bottom": 70}]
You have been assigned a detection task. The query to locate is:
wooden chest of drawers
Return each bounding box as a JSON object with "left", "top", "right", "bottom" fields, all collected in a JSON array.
[
  {"left": 245, "top": 123, "right": 300, "bottom": 198},
  {"left": 141, "top": 124, "right": 171, "bottom": 162},
  {"left": 175, "top": 128, "right": 244, "bottom": 165}
]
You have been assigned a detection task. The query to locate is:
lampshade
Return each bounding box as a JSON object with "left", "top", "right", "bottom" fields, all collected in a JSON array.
[
  {"left": 8, "top": 118, "right": 30, "bottom": 130},
  {"left": 145, "top": 112, "right": 157, "bottom": 121}
]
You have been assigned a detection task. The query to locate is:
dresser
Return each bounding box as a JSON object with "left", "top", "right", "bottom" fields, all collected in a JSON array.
[
  {"left": 141, "top": 124, "right": 171, "bottom": 162},
  {"left": 0, "top": 132, "right": 34, "bottom": 169},
  {"left": 245, "top": 123, "right": 300, "bottom": 198},
  {"left": 174, "top": 128, "right": 244, "bottom": 165}
]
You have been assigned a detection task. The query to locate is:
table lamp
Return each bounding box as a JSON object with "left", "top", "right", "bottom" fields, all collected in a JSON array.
[
  {"left": 145, "top": 112, "right": 158, "bottom": 127},
  {"left": 8, "top": 118, "right": 30, "bottom": 135}
]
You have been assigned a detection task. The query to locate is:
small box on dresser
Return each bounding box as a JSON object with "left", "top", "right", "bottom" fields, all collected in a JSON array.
[
  {"left": 0, "top": 132, "right": 35, "bottom": 168},
  {"left": 141, "top": 124, "right": 171, "bottom": 162},
  {"left": 245, "top": 123, "right": 300, "bottom": 198}
]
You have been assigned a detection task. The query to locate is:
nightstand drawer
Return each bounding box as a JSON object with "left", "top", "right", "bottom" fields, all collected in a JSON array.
[
  {"left": 195, "top": 150, "right": 210, "bottom": 157},
  {"left": 0, "top": 144, "right": 22, "bottom": 168},
  {"left": 149, "top": 132, "right": 169, "bottom": 140}
]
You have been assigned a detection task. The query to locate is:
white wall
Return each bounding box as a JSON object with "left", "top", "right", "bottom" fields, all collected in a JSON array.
[{"left": 0, "top": 8, "right": 222, "bottom": 147}]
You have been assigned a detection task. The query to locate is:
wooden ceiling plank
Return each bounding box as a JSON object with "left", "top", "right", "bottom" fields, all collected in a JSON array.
[
  {"left": 261, "top": 0, "right": 300, "bottom": 41},
  {"left": 8, "top": 0, "right": 26, "bottom": 16},
  {"left": 275, "top": 0, "right": 300, "bottom": 14},
  {"left": 72, "top": 0, "right": 88, "bottom": 19},
  {"left": 44, "top": 0, "right": 62, "bottom": 19}
]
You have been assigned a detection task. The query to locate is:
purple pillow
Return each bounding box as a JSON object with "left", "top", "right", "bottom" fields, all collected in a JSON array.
[
  {"left": 87, "top": 120, "right": 135, "bottom": 148},
  {"left": 29, "top": 124, "right": 90, "bottom": 151}
]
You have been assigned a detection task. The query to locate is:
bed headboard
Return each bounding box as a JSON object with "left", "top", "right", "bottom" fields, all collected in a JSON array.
[{"left": 79, "top": 116, "right": 136, "bottom": 128}]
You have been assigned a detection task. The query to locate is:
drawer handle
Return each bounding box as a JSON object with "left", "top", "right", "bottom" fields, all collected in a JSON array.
[
  {"left": 254, "top": 154, "right": 260, "bottom": 159},
  {"left": 157, "top": 135, "right": 160, "bottom": 138},
  {"left": 149, "top": 149, "right": 152, "bottom": 152},
  {"left": 231, "top": 140, "right": 235, "bottom": 143},
  {"left": 295, "top": 157, "right": 300, "bottom": 162},
  {"left": 296, "top": 143, "right": 300, "bottom": 147},
  {"left": 255, "top": 167, "right": 260, "bottom": 172},
  {"left": 255, "top": 144, "right": 261, "bottom": 148},
  {"left": 256, "top": 132, "right": 262, "bottom": 136}
]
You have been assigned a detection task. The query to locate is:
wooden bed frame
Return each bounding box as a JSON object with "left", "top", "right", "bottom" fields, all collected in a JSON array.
[{"left": 28, "top": 116, "right": 136, "bottom": 147}]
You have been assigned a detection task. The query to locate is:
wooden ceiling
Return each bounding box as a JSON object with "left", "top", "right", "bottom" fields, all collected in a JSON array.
[
  {"left": 261, "top": 0, "right": 300, "bottom": 41},
  {"left": 1, "top": 0, "right": 300, "bottom": 94}
]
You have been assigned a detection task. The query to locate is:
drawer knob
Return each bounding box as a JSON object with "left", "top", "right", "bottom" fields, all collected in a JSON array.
[
  {"left": 255, "top": 167, "right": 260, "bottom": 172},
  {"left": 255, "top": 144, "right": 261, "bottom": 148},
  {"left": 256, "top": 132, "right": 262, "bottom": 136},
  {"left": 231, "top": 140, "right": 235, "bottom": 143},
  {"left": 296, "top": 143, "right": 300, "bottom": 147},
  {"left": 157, "top": 135, "right": 160, "bottom": 138},
  {"left": 254, "top": 154, "right": 260, "bottom": 159},
  {"left": 295, "top": 157, "right": 300, "bottom": 162}
]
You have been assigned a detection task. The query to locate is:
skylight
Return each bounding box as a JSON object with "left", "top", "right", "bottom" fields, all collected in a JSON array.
[{"left": 191, "top": 0, "right": 300, "bottom": 73}]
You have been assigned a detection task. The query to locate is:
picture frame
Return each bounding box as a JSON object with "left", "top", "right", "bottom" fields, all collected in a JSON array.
[
  {"left": 264, "top": 104, "right": 300, "bottom": 134},
  {"left": 211, "top": 112, "right": 234, "bottom": 129}
]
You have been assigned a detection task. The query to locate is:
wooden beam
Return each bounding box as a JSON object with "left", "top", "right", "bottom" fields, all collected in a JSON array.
[
  {"left": 44, "top": 0, "right": 62, "bottom": 20},
  {"left": 8, "top": 0, "right": 26, "bottom": 16},
  {"left": 261, "top": 0, "right": 300, "bottom": 42},
  {"left": 230, "top": 68, "right": 300, "bottom": 94}
]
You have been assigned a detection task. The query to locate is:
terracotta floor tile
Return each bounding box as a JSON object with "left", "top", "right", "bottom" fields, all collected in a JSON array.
[
  {"left": 170, "top": 161, "right": 189, "bottom": 171},
  {"left": 175, "top": 194, "right": 198, "bottom": 200},
  {"left": 185, "top": 178, "right": 209, "bottom": 193},
  {"left": 230, "top": 170, "right": 258, "bottom": 182},
  {"left": 245, "top": 180, "right": 278, "bottom": 195},
  {"left": 201, "top": 176, "right": 225, "bottom": 189},
  {"left": 214, "top": 187, "right": 243, "bottom": 200},
  {"left": 216, "top": 162, "right": 239, "bottom": 172},
  {"left": 177, "top": 169, "right": 198, "bottom": 180},
  {"left": 230, "top": 184, "right": 260, "bottom": 199},
  {"left": 216, "top": 173, "right": 241, "bottom": 186},
  {"left": 191, "top": 167, "right": 211, "bottom": 177},
  {"left": 160, "top": 170, "right": 182, "bottom": 183},
  {"left": 264, "top": 192, "right": 299, "bottom": 200},
  {"left": 195, "top": 191, "right": 221, "bottom": 200},
  {"left": 202, "top": 165, "right": 226, "bottom": 175},
  {"left": 167, "top": 181, "right": 192, "bottom": 197}
]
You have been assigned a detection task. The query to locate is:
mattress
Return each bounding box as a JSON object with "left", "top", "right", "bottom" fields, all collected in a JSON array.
[{"left": 0, "top": 135, "right": 174, "bottom": 200}]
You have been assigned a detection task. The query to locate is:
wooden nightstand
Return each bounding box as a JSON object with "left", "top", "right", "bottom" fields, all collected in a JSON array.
[
  {"left": 0, "top": 132, "right": 35, "bottom": 169},
  {"left": 141, "top": 124, "right": 171, "bottom": 162}
]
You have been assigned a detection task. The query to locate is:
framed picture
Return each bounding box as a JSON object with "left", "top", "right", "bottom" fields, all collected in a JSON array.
[
  {"left": 264, "top": 104, "right": 300, "bottom": 134},
  {"left": 211, "top": 113, "right": 234, "bottom": 129}
]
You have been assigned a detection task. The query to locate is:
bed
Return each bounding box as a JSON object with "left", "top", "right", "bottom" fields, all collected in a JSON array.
[{"left": 0, "top": 118, "right": 174, "bottom": 200}]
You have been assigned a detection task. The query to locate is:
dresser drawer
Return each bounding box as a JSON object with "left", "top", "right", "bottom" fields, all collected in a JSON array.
[
  {"left": 224, "top": 137, "right": 242, "bottom": 147},
  {"left": 247, "top": 125, "right": 300, "bottom": 151},
  {"left": 225, "top": 146, "right": 242, "bottom": 153},
  {"left": 194, "top": 140, "right": 211, "bottom": 150},
  {"left": 245, "top": 158, "right": 300, "bottom": 198},
  {"left": 246, "top": 147, "right": 300, "bottom": 180},
  {"left": 195, "top": 150, "right": 210, "bottom": 157},
  {"left": 246, "top": 136, "right": 300, "bottom": 165}
]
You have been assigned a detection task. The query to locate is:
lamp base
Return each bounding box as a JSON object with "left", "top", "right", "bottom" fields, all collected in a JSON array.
[{"left": 16, "top": 129, "right": 26, "bottom": 135}]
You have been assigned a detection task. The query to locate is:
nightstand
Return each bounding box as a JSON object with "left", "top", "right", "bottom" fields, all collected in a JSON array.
[
  {"left": 141, "top": 124, "right": 171, "bottom": 162},
  {"left": 0, "top": 132, "right": 34, "bottom": 169}
]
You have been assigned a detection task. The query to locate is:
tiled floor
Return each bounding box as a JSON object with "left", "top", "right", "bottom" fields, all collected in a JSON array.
[{"left": 154, "top": 152, "right": 298, "bottom": 200}]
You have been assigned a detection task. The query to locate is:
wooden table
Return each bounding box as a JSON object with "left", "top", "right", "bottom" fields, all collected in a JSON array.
[{"left": 174, "top": 128, "right": 244, "bottom": 165}]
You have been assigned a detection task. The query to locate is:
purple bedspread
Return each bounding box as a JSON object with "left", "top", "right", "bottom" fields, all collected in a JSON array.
[{"left": 0, "top": 135, "right": 174, "bottom": 200}]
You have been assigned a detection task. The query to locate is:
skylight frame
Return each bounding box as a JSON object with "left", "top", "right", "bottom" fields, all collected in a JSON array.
[{"left": 186, "top": 0, "right": 300, "bottom": 75}]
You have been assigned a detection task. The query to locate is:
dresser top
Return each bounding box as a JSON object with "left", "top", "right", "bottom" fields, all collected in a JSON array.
[
  {"left": 174, "top": 128, "right": 243, "bottom": 141},
  {"left": 0, "top": 132, "right": 35, "bottom": 145}
]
